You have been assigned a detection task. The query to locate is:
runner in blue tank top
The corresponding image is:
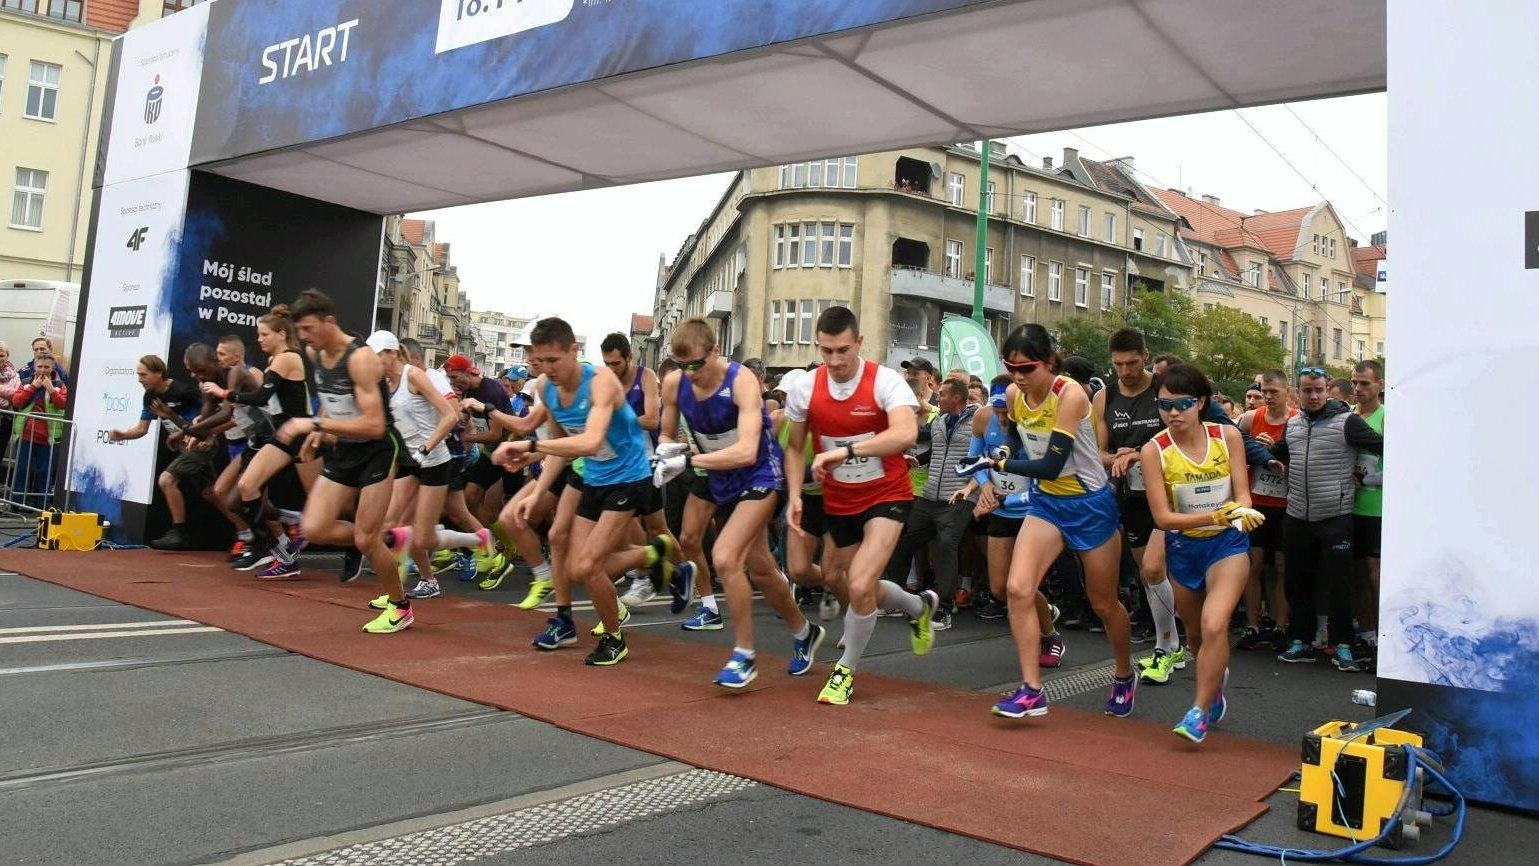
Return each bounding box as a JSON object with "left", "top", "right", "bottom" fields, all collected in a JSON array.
[{"left": 653, "top": 318, "right": 824, "bottom": 688}]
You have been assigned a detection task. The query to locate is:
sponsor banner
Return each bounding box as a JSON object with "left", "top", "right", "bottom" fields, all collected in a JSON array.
[
  {"left": 1383, "top": 0, "right": 1539, "bottom": 810},
  {"left": 191, "top": 0, "right": 989, "bottom": 163},
  {"left": 68, "top": 171, "right": 189, "bottom": 509},
  {"left": 102, "top": 1, "right": 211, "bottom": 187},
  {"left": 939, "top": 315, "right": 1000, "bottom": 381}
]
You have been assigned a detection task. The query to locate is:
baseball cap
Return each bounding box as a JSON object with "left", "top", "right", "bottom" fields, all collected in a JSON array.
[
  {"left": 365, "top": 330, "right": 399, "bottom": 353},
  {"left": 444, "top": 354, "right": 477, "bottom": 374},
  {"left": 988, "top": 381, "right": 1009, "bottom": 409},
  {"left": 1062, "top": 356, "right": 1096, "bottom": 385},
  {"left": 502, "top": 364, "right": 530, "bottom": 381},
  {"left": 901, "top": 357, "right": 937, "bottom": 375}
]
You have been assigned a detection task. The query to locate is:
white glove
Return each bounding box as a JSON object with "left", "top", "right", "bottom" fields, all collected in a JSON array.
[
  {"left": 1229, "top": 506, "right": 1266, "bottom": 533},
  {"left": 655, "top": 442, "right": 691, "bottom": 460},
  {"left": 653, "top": 454, "right": 690, "bottom": 487}
]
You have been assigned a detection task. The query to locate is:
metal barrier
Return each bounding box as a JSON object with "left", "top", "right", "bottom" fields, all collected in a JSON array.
[{"left": 0, "top": 406, "right": 77, "bottom": 517}]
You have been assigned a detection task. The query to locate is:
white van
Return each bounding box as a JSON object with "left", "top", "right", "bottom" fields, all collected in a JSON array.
[{"left": 0, "top": 279, "right": 79, "bottom": 362}]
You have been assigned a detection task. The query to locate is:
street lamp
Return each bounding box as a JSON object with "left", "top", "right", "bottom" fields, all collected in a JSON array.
[{"left": 390, "top": 264, "right": 444, "bottom": 284}]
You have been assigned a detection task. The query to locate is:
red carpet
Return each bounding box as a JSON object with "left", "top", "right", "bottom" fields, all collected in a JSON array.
[{"left": 2, "top": 549, "right": 1294, "bottom": 866}]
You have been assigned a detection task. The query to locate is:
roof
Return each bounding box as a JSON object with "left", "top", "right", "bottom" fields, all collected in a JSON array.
[
  {"left": 1242, "top": 206, "right": 1316, "bottom": 258},
  {"left": 86, "top": 0, "right": 138, "bottom": 34},
  {"left": 399, "top": 219, "right": 426, "bottom": 246},
  {"left": 1152, "top": 189, "right": 1319, "bottom": 259},
  {"left": 630, "top": 314, "right": 654, "bottom": 334},
  {"left": 1351, "top": 243, "right": 1386, "bottom": 278},
  {"left": 1080, "top": 157, "right": 1173, "bottom": 215}
]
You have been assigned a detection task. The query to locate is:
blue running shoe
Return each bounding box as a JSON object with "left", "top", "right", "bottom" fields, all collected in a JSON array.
[
  {"left": 713, "top": 651, "right": 758, "bottom": 689},
  {"left": 1173, "top": 706, "right": 1208, "bottom": 743},
  {"left": 405, "top": 559, "right": 419, "bottom": 578},
  {"left": 681, "top": 604, "right": 723, "bottom": 631},
  {"left": 992, "top": 683, "right": 1048, "bottom": 719},
  {"left": 670, "top": 561, "right": 695, "bottom": 614},
  {"left": 788, "top": 623, "right": 826, "bottom": 676},
  {"left": 532, "top": 617, "right": 577, "bottom": 650},
  {"left": 406, "top": 577, "right": 441, "bottom": 600},
  {"left": 1105, "top": 672, "right": 1138, "bottom": 718},
  {"left": 456, "top": 550, "right": 477, "bottom": 582},
  {"left": 1209, "top": 667, "right": 1229, "bottom": 725}
]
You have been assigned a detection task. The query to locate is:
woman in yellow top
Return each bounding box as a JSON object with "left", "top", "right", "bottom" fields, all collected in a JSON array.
[
  {"left": 1138, "top": 363, "right": 1265, "bottom": 744},
  {"left": 988, "top": 325, "right": 1134, "bottom": 721}
]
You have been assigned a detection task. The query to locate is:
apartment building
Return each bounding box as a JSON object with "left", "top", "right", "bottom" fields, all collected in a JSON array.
[
  {"left": 643, "top": 144, "right": 1189, "bottom": 371},
  {"left": 376, "top": 216, "right": 474, "bottom": 366}
]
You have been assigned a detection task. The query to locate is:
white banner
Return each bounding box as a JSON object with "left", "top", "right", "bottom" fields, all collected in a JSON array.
[
  {"left": 435, "top": 0, "right": 574, "bottom": 54},
  {"left": 102, "top": 2, "right": 211, "bottom": 187},
  {"left": 69, "top": 171, "right": 189, "bottom": 506}
]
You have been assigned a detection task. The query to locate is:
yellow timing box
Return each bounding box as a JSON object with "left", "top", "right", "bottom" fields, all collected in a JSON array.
[
  {"left": 35, "top": 511, "right": 106, "bottom": 551},
  {"left": 1299, "top": 720, "right": 1425, "bottom": 849}
]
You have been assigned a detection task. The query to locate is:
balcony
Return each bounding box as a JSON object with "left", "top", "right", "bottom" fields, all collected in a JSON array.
[
  {"left": 377, "top": 285, "right": 396, "bottom": 307},
  {"left": 888, "top": 266, "right": 1012, "bottom": 314},
  {"left": 705, "top": 290, "right": 733, "bottom": 319},
  {"left": 417, "top": 324, "right": 442, "bottom": 342}
]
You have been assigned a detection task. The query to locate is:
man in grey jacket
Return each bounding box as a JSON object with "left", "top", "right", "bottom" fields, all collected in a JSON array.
[
  {"left": 884, "top": 378, "right": 977, "bottom": 630},
  {"left": 1267, "top": 367, "right": 1384, "bottom": 671}
]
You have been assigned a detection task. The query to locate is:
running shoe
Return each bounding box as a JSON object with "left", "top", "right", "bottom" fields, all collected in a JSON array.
[
  {"left": 1236, "top": 626, "right": 1261, "bottom": 651},
  {"left": 386, "top": 527, "right": 413, "bottom": 567},
  {"left": 405, "top": 560, "right": 419, "bottom": 578},
  {"left": 1209, "top": 667, "right": 1230, "bottom": 725},
  {"left": 517, "top": 577, "right": 553, "bottom": 610},
  {"left": 931, "top": 610, "right": 953, "bottom": 632},
  {"left": 431, "top": 548, "right": 457, "bottom": 572},
  {"left": 647, "top": 533, "right": 679, "bottom": 592},
  {"left": 713, "top": 650, "right": 758, "bottom": 688},
  {"left": 478, "top": 556, "right": 514, "bottom": 591},
  {"left": 456, "top": 550, "right": 477, "bottom": 582},
  {"left": 284, "top": 522, "right": 307, "bottom": 555},
  {"left": 788, "top": 623, "right": 826, "bottom": 676},
  {"left": 954, "top": 588, "right": 973, "bottom": 609},
  {"left": 232, "top": 544, "right": 275, "bottom": 572},
  {"left": 591, "top": 602, "right": 631, "bottom": 636},
  {"left": 668, "top": 561, "right": 694, "bottom": 615},
  {"left": 1172, "top": 706, "right": 1208, "bottom": 744},
  {"left": 1049, "top": 603, "right": 1061, "bottom": 624},
  {"left": 256, "top": 559, "right": 301, "bottom": 581},
  {"left": 1130, "top": 624, "right": 1156, "bottom": 645},
  {"left": 585, "top": 632, "right": 628, "bottom": 666},
  {"left": 407, "top": 577, "right": 442, "bottom": 600},
  {"left": 817, "top": 664, "right": 855, "bottom": 705},
  {"left": 1278, "top": 640, "right": 1317, "bottom": 664},
  {"left": 1137, "top": 647, "right": 1187, "bottom": 684},
  {"left": 818, "top": 594, "right": 841, "bottom": 622},
  {"left": 532, "top": 617, "right": 577, "bottom": 650},
  {"left": 227, "top": 538, "right": 247, "bottom": 561},
  {"left": 1333, "top": 643, "right": 1367, "bottom": 672},
  {"left": 952, "top": 453, "right": 993, "bottom": 478},
  {"left": 362, "top": 602, "right": 413, "bottom": 634},
  {"left": 974, "top": 597, "right": 1007, "bottom": 620},
  {"left": 992, "top": 683, "right": 1048, "bottom": 719},
  {"left": 910, "top": 590, "right": 939, "bottom": 656},
  {"left": 477, "top": 551, "right": 506, "bottom": 578},
  {"left": 150, "top": 527, "right": 192, "bottom": 551},
  {"left": 620, "top": 578, "right": 657, "bottom": 606},
  {"left": 340, "top": 549, "right": 364, "bottom": 583},
  {"left": 681, "top": 604, "right": 723, "bottom": 631},
  {"left": 1039, "top": 632, "right": 1066, "bottom": 668},
  {"left": 368, "top": 594, "right": 391, "bottom": 611},
  {"left": 1105, "top": 672, "right": 1138, "bottom": 717}
]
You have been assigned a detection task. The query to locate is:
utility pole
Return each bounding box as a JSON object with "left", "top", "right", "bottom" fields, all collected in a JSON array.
[{"left": 973, "top": 139, "right": 991, "bottom": 324}]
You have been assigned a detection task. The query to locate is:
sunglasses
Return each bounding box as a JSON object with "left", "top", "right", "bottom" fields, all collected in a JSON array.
[
  {"left": 1299, "top": 367, "right": 1327, "bottom": 378},
  {"left": 1001, "top": 358, "right": 1044, "bottom": 375},
  {"left": 674, "top": 356, "right": 709, "bottom": 373},
  {"left": 1156, "top": 396, "right": 1199, "bottom": 413}
]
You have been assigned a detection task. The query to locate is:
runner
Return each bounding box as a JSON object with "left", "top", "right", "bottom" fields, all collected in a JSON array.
[
  {"left": 1235, "top": 370, "right": 1294, "bottom": 650},
  {"left": 1139, "top": 363, "right": 1265, "bottom": 743},
  {"left": 1350, "top": 359, "right": 1385, "bottom": 657},
  {"left": 989, "top": 324, "right": 1134, "bottom": 720},
  {"left": 444, "top": 354, "right": 518, "bottom": 583},
  {"left": 403, "top": 337, "right": 484, "bottom": 584},
  {"left": 771, "top": 368, "right": 845, "bottom": 622},
  {"left": 653, "top": 318, "right": 824, "bottom": 687},
  {"left": 178, "top": 342, "right": 257, "bottom": 548},
  {"left": 782, "top": 306, "right": 937, "bottom": 706},
  {"left": 207, "top": 335, "right": 263, "bottom": 559},
  {"left": 106, "top": 355, "right": 201, "bottom": 547},
  {"left": 275, "top": 290, "right": 409, "bottom": 633}
]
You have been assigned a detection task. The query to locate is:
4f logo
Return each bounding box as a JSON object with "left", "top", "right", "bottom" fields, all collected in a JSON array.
[{"left": 127, "top": 227, "right": 149, "bottom": 251}]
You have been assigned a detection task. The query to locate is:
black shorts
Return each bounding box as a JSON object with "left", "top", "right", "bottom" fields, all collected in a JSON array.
[
  {"left": 799, "top": 492, "right": 826, "bottom": 538},
  {"left": 463, "top": 452, "right": 502, "bottom": 489},
  {"left": 550, "top": 465, "right": 584, "bottom": 499},
  {"left": 1120, "top": 495, "right": 1156, "bottom": 549},
  {"left": 501, "top": 469, "right": 526, "bottom": 497},
  {"left": 1252, "top": 505, "right": 1288, "bottom": 553},
  {"left": 1353, "top": 515, "right": 1381, "bottom": 559},
  {"left": 824, "top": 499, "right": 912, "bottom": 549},
  {"left": 717, "top": 486, "right": 779, "bottom": 524},
  {"left": 987, "top": 514, "right": 1025, "bottom": 538},
  {"left": 687, "top": 472, "right": 712, "bottom": 501},
  {"left": 398, "top": 460, "right": 454, "bottom": 487},
  {"left": 323, "top": 441, "right": 397, "bottom": 489},
  {"left": 165, "top": 447, "right": 217, "bottom": 490},
  {"left": 576, "top": 479, "right": 651, "bottom": 522},
  {"left": 446, "top": 455, "right": 468, "bottom": 492}
]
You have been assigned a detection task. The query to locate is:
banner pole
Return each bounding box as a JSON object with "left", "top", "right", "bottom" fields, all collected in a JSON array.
[{"left": 973, "top": 140, "right": 990, "bottom": 324}]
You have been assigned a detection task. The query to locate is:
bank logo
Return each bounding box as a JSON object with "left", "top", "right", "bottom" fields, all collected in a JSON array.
[
  {"left": 109, "top": 305, "right": 148, "bottom": 339},
  {"left": 144, "top": 75, "right": 164, "bottom": 124},
  {"left": 127, "top": 226, "right": 149, "bottom": 252}
]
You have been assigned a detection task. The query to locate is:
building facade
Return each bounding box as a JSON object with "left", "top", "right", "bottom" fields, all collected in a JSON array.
[{"left": 375, "top": 216, "right": 474, "bottom": 366}]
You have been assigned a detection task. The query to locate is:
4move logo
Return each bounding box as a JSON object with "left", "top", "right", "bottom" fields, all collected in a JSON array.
[{"left": 108, "top": 305, "right": 148, "bottom": 339}]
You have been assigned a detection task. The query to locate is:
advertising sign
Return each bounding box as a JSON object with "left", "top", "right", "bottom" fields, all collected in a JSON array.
[
  {"left": 939, "top": 315, "right": 1000, "bottom": 381},
  {"left": 101, "top": 2, "right": 211, "bottom": 187}
]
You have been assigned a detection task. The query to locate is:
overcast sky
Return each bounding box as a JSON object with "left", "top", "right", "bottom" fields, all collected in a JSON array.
[{"left": 416, "top": 93, "right": 1385, "bottom": 361}]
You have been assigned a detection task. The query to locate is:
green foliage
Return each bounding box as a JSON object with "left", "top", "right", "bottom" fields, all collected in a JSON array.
[
  {"left": 1189, "top": 304, "right": 1287, "bottom": 398},
  {"left": 1056, "top": 315, "right": 1117, "bottom": 374},
  {"left": 1123, "top": 285, "right": 1193, "bottom": 360}
]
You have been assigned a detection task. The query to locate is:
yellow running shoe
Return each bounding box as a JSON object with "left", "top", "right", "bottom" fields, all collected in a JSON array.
[
  {"left": 431, "top": 548, "right": 457, "bottom": 572},
  {"left": 517, "top": 577, "right": 554, "bottom": 610},
  {"left": 368, "top": 594, "right": 390, "bottom": 611},
  {"left": 478, "top": 556, "right": 514, "bottom": 591},
  {"left": 910, "top": 589, "right": 939, "bottom": 656},
  {"left": 362, "top": 602, "right": 413, "bottom": 634},
  {"left": 591, "top": 602, "right": 631, "bottom": 636},
  {"left": 817, "top": 664, "right": 855, "bottom": 705}
]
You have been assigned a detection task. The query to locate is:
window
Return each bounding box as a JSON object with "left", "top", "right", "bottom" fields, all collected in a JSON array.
[
  {"left": 1247, "top": 262, "right": 1261, "bottom": 287},
  {"left": 808, "top": 160, "right": 823, "bottom": 188},
  {"left": 1074, "top": 267, "right": 1089, "bottom": 308},
  {"left": 26, "top": 61, "right": 60, "bottom": 121},
  {"left": 47, "top": 0, "right": 83, "bottom": 21},
  {"left": 1019, "top": 255, "right": 1035, "bottom": 297},
  {"left": 1337, "top": 281, "right": 1348, "bottom": 303},
  {"left": 1104, "top": 212, "right": 1117, "bottom": 243},
  {"left": 1155, "top": 232, "right": 1167, "bottom": 256},
  {"left": 786, "top": 224, "right": 801, "bottom": 266},
  {"left": 1332, "top": 328, "right": 1343, "bottom": 359},
  {"left": 837, "top": 223, "right": 854, "bottom": 268},
  {"left": 1050, "top": 199, "right": 1064, "bottom": 231},
  {"left": 163, "top": 0, "right": 209, "bottom": 15},
  {"left": 768, "top": 301, "right": 781, "bottom": 345},
  {"left": 1311, "top": 233, "right": 1320, "bottom": 255},
  {"left": 799, "top": 300, "right": 814, "bottom": 344},
  {"left": 11, "top": 167, "right": 46, "bottom": 230},
  {"left": 4, "top": 1, "right": 39, "bottom": 12},
  {"left": 772, "top": 225, "right": 785, "bottom": 268},
  {"left": 947, "top": 172, "right": 964, "bottom": 206},
  {"left": 1077, "top": 206, "right": 1091, "bottom": 237},
  {"left": 801, "top": 222, "right": 817, "bottom": 267},
  {"left": 793, "top": 163, "right": 807, "bottom": 187},
  {"left": 944, "top": 239, "right": 963, "bottom": 278},
  {"left": 819, "top": 222, "right": 836, "bottom": 267},
  {"left": 778, "top": 157, "right": 856, "bottom": 189},
  {"left": 1319, "top": 276, "right": 1328, "bottom": 301},
  {"left": 842, "top": 158, "right": 858, "bottom": 188},
  {"left": 0, "top": 54, "right": 6, "bottom": 105},
  {"left": 1279, "top": 321, "right": 1289, "bottom": 347},
  {"left": 1047, "top": 261, "right": 1063, "bottom": 302},
  {"left": 1022, "top": 191, "right": 1037, "bottom": 224},
  {"left": 1203, "top": 303, "right": 1214, "bottom": 312},
  {"left": 986, "top": 181, "right": 996, "bottom": 213},
  {"left": 1100, "top": 271, "right": 1115, "bottom": 310},
  {"left": 783, "top": 301, "right": 797, "bottom": 344},
  {"left": 1259, "top": 316, "right": 1269, "bottom": 327},
  {"left": 984, "top": 248, "right": 994, "bottom": 284},
  {"left": 1314, "top": 326, "right": 1324, "bottom": 356},
  {"left": 1132, "top": 227, "right": 1145, "bottom": 251},
  {"left": 1199, "top": 251, "right": 1210, "bottom": 274},
  {"left": 1376, "top": 341, "right": 1384, "bottom": 357},
  {"left": 1356, "top": 340, "right": 1366, "bottom": 362}
]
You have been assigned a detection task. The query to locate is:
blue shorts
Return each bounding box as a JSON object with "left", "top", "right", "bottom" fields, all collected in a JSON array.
[
  {"left": 1025, "top": 485, "right": 1120, "bottom": 552},
  {"left": 1165, "top": 528, "right": 1250, "bottom": 591},
  {"left": 226, "top": 440, "right": 247, "bottom": 463}
]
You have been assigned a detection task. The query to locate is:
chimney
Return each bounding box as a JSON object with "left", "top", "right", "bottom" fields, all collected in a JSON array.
[
  {"left": 1201, "top": 194, "right": 1220, "bottom": 205},
  {"left": 1111, "top": 156, "right": 1135, "bottom": 174},
  {"left": 1252, "top": 209, "right": 1267, "bottom": 216},
  {"left": 988, "top": 141, "right": 1006, "bottom": 159},
  {"left": 1062, "top": 146, "right": 1079, "bottom": 167},
  {"left": 1042, "top": 156, "right": 1053, "bottom": 169}
]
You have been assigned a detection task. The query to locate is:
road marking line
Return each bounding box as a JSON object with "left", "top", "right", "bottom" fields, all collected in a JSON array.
[
  {"left": 0, "top": 619, "right": 197, "bottom": 635},
  {"left": 0, "top": 626, "right": 221, "bottom": 645}
]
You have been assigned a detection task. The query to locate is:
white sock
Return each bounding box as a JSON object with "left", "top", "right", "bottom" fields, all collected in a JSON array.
[
  {"left": 792, "top": 620, "right": 811, "bottom": 640},
  {"left": 837, "top": 609, "right": 878, "bottom": 670},
  {"left": 702, "top": 594, "right": 719, "bottom": 613},
  {"left": 879, "top": 580, "right": 924, "bottom": 619},
  {"left": 236, "top": 529, "right": 253, "bottom": 541},
  {"left": 733, "top": 646, "right": 756, "bottom": 659},
  {"left": 1145, "top": 579, "right": 1179, "bottom": 652},
  {"left": 532, "top": 561, "right": 552, "bottom": 578},
  {"left": 278, "top": 508, "right": 302, "bottom": 525},
  {"left": 437, "top": 529, "right": 484, "bottom": 549}
]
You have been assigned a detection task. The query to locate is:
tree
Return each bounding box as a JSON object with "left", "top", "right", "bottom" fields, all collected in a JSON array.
[
  {"left": 1056, "top": 314, "right": 1118, "bottom": 375},
  {"left": 1123, "top": 285, "right": 1193, "bottom": 360},
  {"left": 1189, "top": 304, "right": 1287, "bottom": 397}
]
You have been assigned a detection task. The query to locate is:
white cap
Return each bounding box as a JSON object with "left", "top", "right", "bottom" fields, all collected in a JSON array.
[{"left": 365, "top": 330, "right": 400, "bottom": 353}]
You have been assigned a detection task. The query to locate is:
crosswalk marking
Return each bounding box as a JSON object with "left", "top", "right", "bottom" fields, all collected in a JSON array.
[
  {"left": 0, "top": 619, "right": 197, "bottom": 636},
  {"left": 0, "top": 626, "right": 221, "bottom": 645}
]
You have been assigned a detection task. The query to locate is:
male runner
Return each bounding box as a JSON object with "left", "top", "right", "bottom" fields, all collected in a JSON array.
[
  {"left": 783, "top": 306, "right": 937, "bottom": 706},
  {"left": 276, "top": 289, "right": 409, "bottom": 634},
  {"left": 654, "top": 318, "right": 824, "bottom": 687},
  {"left": 108, "top": 355, "right": 201, "bottom": 548},
  {"left": 444, "top": 354, "right": 517, "bottom": 581},
  {"left": 1235, "top": 370, "right": 1294, "bottom": 649},
  {"left": 603, "top": 332, "right": 682, "bottom": 607},
  {"left": 1350, "top": 360, "right": 1385, "bottom": 655}
]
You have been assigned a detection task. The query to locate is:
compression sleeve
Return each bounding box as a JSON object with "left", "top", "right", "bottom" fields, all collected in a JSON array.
[
  {"left": 228, "top": 369, "right": 281, "bottom": 406},
  {"left": 968, "top": 434, "right": 984, "bottom": 459},
  {"left": 1343, "top": 413, "right": 1384, "bottom": 455},
  {"left": 999, "top": 429, "right": 1074, "bottom": 479},
  {"left": 1204, "top": 399, "right": 1271, "bottom": 467}
]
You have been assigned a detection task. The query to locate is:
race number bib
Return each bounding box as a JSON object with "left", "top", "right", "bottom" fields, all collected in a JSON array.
[
  {"left": 1355, "top": 452, "right": 1381, "bottom": 478},
  {"left": 694, "top": 427, "right": 739, "bottom": 454},
  {"left": 992, "top": 469, "right": 1029, "bottom": 496},
  {"left": 1018, "top": 426, "right": 1050, "bottom": 460},
  {"left": 320, "top": 391, "right": 359, "bottom": 419},
  {"left": 564, "top": 422, "right": 617, "bottom": 461},
  {"left": 1251, "top": 465, "right": 1287, "bottom": 498},
  {"left": 1126, "top": 461, "right": 1146, "bottom": 492},
  {"left": 1173, "top": 476, "right": 1233, "bottom": 515},
  {"left": 819, "top": 432, "right": 881, "bottom": 484}
]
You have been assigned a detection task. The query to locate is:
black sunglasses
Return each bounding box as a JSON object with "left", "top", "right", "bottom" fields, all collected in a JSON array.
[{"left": 673, "top": 356, "right": 709, "bottom": 373}]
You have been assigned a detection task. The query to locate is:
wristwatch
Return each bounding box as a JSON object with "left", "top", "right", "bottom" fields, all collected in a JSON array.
[
  {"left": 845, "top": 443, "right": 858, "bottom": 461},
  {"left": 417, "top": 445, "right": 431, "bottom": 457},
  {"left": 312, "top": 417, "right": 323, "bottom": 434},
  {"left": 527, "top": 435, "right": 540, "bottom": 454}
]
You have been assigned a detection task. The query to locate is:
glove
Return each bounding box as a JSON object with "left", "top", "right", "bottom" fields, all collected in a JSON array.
[
  {"left": 1228, "top": 506, "right": 1266, "bottom": 533},
  {"left": 652, "top": 453, "right": 690, "bottom": 487},
  {"left": 655, "top": 442, "right": 691, "bottom": 460},
  {"left": 1209, "top": 501, "right": 1244, "bottom": 527}
]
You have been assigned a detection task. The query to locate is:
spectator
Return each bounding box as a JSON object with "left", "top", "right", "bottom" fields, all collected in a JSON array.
[
  {"left": 0, "top": 342, "right": 18, "bottom": 471},
  {"left": 901, "top": 357, "right": 939, "bottom": 406},
  {"left": 9, "top": 353, "right": 68, "bottom": 508},
  {"left": 18, "top": 336, "right": 70, "bottom": 386},
  {"left": 1327, "top": 378, "right": 1354, "bottom": 403}
]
